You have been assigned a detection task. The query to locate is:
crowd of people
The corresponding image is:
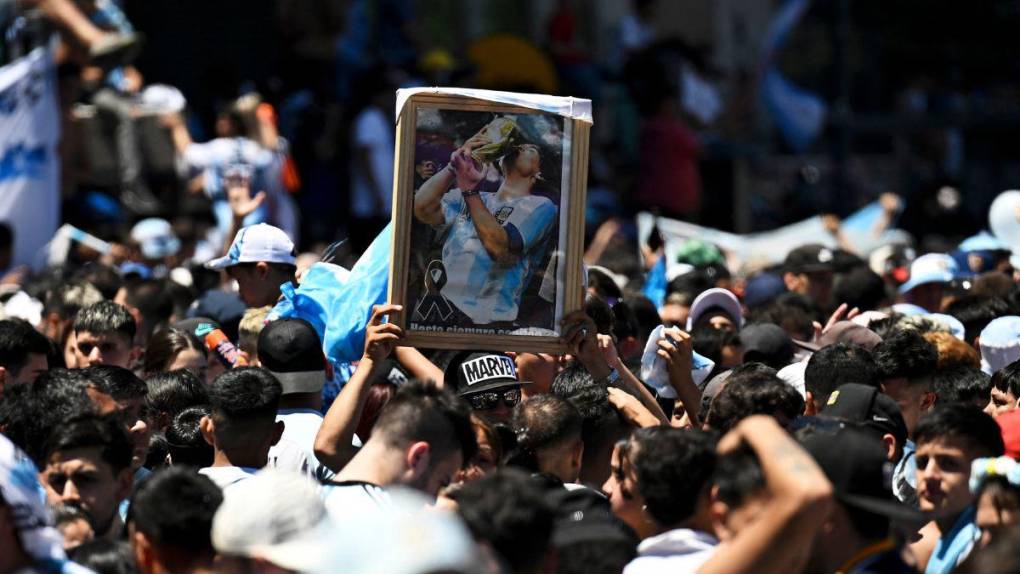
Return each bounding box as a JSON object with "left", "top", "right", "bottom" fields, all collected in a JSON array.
[{"left": 3, "top": 193, "right": 1020, "bottom": 574}]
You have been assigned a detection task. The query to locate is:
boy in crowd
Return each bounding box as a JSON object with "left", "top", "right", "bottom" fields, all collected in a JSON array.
[
  {"left": 73, "top": 301, "right": 141, "bottom": 369},
  {"left": 198, "top": 367, "right": 284, "bottom": 491},
  {"left": 0, "top": 319, "right": 51, "bottom": 391}
]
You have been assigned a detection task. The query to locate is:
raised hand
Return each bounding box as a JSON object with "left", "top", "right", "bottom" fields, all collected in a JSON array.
[{"left": 363, "top": 304, "right": 404, "bottom": 363}]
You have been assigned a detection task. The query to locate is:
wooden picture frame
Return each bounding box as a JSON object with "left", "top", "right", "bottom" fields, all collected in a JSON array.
[{"left": 388, "top": 89, "right": 592, "bottom": 354}]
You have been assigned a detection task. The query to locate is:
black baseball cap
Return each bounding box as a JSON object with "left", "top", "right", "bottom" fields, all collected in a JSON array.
[
  {"left": 548, "top": 487, "right": 638, "bottom": 547},
  {"left": 257, "top": 318, "right": 326, "bottom": 394},
  {"left": 820, "top": 383, "right": 908, "bottom": 449},
  {"left": 784, "top": 244, "right": 836, "bottom": 274},
  {"left": 444, "top": 351, "right": 528, "bottom": 396},
  {"left": 740, "top": 323, "right": 794, "bottom": 370},
  {"left": 800, "top": 426, "right": 924, "bottom": 523}
]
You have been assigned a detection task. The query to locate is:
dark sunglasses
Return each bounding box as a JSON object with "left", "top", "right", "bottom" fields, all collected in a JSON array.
[{"left": 467, "top": 388, "right": 521, "bottom": 410}]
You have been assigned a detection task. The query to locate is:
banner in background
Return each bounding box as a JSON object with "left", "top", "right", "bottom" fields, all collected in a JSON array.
[
  {"left": 0, "top": 46, "right": 60, "bottom": 270},
  {"left": 637, "top": 201, "right": 910, "bottom": 279}
]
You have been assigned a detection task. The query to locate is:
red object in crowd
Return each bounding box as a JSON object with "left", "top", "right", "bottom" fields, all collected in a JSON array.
[
  {"left": 999, "top": 409, "right": 1020, "bottom": 459},
  {"left": 203, "top": 328, "right": 248, "bottom": 368}
]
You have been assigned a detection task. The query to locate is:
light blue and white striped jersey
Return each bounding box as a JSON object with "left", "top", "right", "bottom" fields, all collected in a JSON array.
[{"left": 435, "top": 189, "right": 556, "bottom": 324}]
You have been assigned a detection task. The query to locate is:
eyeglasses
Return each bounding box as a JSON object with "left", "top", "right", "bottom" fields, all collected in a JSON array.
[{"left": 467, "top": 388, "right": 521, "bottom": 411}]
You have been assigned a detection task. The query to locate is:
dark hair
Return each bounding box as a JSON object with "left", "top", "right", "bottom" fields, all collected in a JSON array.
[
  {"left": 584, "top": 295, "right": 615, "bottom": 336},
  {"left": 611, "top": 300, "right": 639, "bottom": 341},
  {"left": 914, "top": 405, "right": 1005, "bottom": 458},
  {"left": 508, "top": 395, "right": 582, "bottom": 472},
  {"left": 706, "top": 373, "right": 804, "bottom": 434},
  {"left": 992, "top": 359, "right": 1020, "bottom": 398},
  {"left": 934, "top": 366, "right": 992, "bottom": 409},
  {"left": 666, "top": 272, "right": 713, "bottom": 305},
  {"left": 373, "top": 379, "right": 477, "bottom": 465},
  {"left": 945, "top": 295, "right": 1011, "bottom": 343},
  {"left": 625, "top": 296, "right": 660, "bottom": 347},
  {"left": 973, "top": 524, "right": 1020, "bottom": 573},
  {"left": 206, "top": 367, "right": 282, "bottom": 449},
  {"left": 129, "top": 467, "right": 223, "bottom": 557},
  {"left": 0, "top": 221, "right": 11, "bottom": 250},
  {"left": 748, "top": 299, "right": 815, "bottom": 341},
  {"left": 692, "top": 325, "right": 741, "bottom": 367},
  {"left": 165, "top": 405, "right": 214, "bottom": 467},
  {"left": 873, "top": 330, "right": 938, "bottom": 382},
  {"left": 551, "top": 362, "right": 623, "bottom": 451},
  {"left": 145, "top": 369, "right": 209, "bottom": 427},
  {"left": 44, "top": 415, "right": 133, "bottom": 474},
  {"left": 72, "top": 264, "right": 123, "bottom": 301},
  {"left": 119, "top": 279, "right": 174, "bottom": 340},
  {"left": 832, "top": 267, "right": 888, "bottom": 313},
  {"left": 74, "top": 301, "right": 137, "bottom": 341},
  {"left": 0, "top": 318, "right": 51, "bottom": 378},
  {"left": 453, "top": 469, "right": 554, "bottom": 573},
  {"left": 43, "top": 281, "right": 102, "bottom": 318},
  {"left": 712, "top": 444, "right": 765, "bottom": 509},
  {"left": 588, "top": 269, "right": 623, "bottom": 301},
  {"left": 68, "top": 539, "right": 137, "bottom": 574},
  {"left": 143, "top": 327, "right": 205, "bottom": 376},
  {"left": 804, "top": 344, "right": 879, "bottom": 404},
  {"left": 628, "top": 427, "right": 717, "bottom": 526},
  {"left": 4, "top": 369, "right": 108, "bottom": 466},
  {"left": 85, "top": 365, "right": 147, "bottom": 401},
  {"left": 557, "top": 539, "right": 637, "bottom": 574}
]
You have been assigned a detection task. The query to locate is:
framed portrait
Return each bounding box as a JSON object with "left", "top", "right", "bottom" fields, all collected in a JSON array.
[{"left": 388, "top": 88, "right": 592, "bottom": 354}]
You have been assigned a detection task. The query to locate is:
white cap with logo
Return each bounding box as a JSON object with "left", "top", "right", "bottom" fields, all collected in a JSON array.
[{"left": 205, "top": 223, "right": 296, "bottom": 270}]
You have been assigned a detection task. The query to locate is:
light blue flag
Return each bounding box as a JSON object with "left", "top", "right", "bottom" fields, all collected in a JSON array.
[{"left": 271, "top": 224, "right": 391, "bottom": 364}]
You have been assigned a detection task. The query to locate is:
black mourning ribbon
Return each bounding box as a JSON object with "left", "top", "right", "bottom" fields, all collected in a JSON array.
[{"left": 413, "top": 259, "right": 455, "bottom": 323}]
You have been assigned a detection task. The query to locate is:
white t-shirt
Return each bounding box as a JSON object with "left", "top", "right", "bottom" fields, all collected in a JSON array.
[
  {"left": 267, "top": 437, "right": 315, "bottom": 480},
  {"left": 350, "top": 106, "right": 394, "bottom": 218},
  {"left": 199, "top": 466, "right": 259, "bottom": 492},
  {"left": 322, "top": 481, "right": 392, "bottom": 522},
  {"left": 624, "top": 528, "right": 719, "bottom": 574},
  {"left": 275, "top": 409, "right": 335, "bottom": 482}
]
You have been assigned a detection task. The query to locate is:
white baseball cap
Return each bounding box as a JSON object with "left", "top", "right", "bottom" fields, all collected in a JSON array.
[
  {"left": 686, "top": 287, "right": 744, "bottom": 332},
  {"left": 980, "top": 316, "right": 1020, "bottom": 375},
  {"left": 212, "top": 469, "right": 332, "bottom": 572},
  {"left": 205, "top": 223, "right": 296, "bottom": 270},
  {"left": 897, "top": 253, "right": 957, "bottom": 294},
  {"left": 130, "top": 217, "right": 181, "bottom": 260}
]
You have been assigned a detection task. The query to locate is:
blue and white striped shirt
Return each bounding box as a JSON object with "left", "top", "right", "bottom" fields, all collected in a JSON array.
[{"left": 435, "top": 189, "right": 556, "bottom": 324}]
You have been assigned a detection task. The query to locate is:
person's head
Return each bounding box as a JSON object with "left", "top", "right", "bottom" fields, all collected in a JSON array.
[
  {"left": 201, "top": 367, "right": 283, "bottom": 467},
  {"left": 39, "top": 415, "right": 134, "bottom": 538},
  {"left": 500, "top": 142, "right": 543, "bottom": 181},
  {"left": 142, "top": 328, "right": 208, "bottom": 383},
  {"left": 68, "top": 539, "right": 136, "bottom": 574},
  {"left": 804, "top": 343, "right": 879, "bottom": 415},
  {"left": 832, "top": 266, "right": 889, "bottom": 313},
  {"left": 446, "top": 352, "right": 526, "bottom": 425},
  {"left": 692, "top": 325, "right": 743, "bottom": 370},
  {"left": 237, "top": 306, "right": 271, "bottom": 364},
  {"left": 205, "top": 224, "right": 297, "bottom": 308},
  {"left": 40, "top": 281, "right": 103, "bottom": 344},
  {"left": 73, "top": 301, "right": 140, "bottom": 369},
  {"left": 783, "top": 245, "right": 836, "bottom": 309},
  {"left": 453, "top": 414, "right": 504, "bottom": 484},
  {"left": 453, "top": 469, "right": 555, "bottom": 574},
  {"left": 914, "top": 406, "right": 1005, "bottom": 517},
  {"left": 4, "top": 369, "right": 116, "bottom": 468},
  {"left": 800, "top": 425, "right": 919, "bottom": 573},
  {"left": 989, "top": 359, "right": 1020, "bottom": 418},
  {"left": 212, "top": 469, "right": 332, "bottom": 574},
  {"left": 898, "top": 253, "right": 957, "bottom": 312},
  {"left": 84, "top": 365, "right": 151, "bottom": 472},
  {"left": 549, "top": 487, "right": 639, "bottom": 574},
  {"left": 738, "top": 323, "right": 794, "bottom": 371},
  {"left": 933, "top": 366, "right": 991, "bottom": 410},
  {"left": 944, "top": 294, "right": 1010, "bottom": 347},
  {"left": 818, "top": 383, "right": 908, "bottom": 462},
  {"left": 257, "top": 318, "right": 326, "bottom": 409},
  {"left": 685, "top": 288, "right": 744, "bottom": 333},
  {"left": 603, "top": 427, "right": 717, "bottom": 539},
  {"left": 704, "top": 372, "right": 804, "bottom": 433},
  {"left": 873, "top": 330, "right": 938, "bottom": 436},
  {"left": 113, "top": 279, "right": 173, "bottom": 346},
  {"left": 0, "top": 318, "right": 50, "bottom": 389},
  {"left": 709, "top": 445, "right": 767, "bottom": 542},
  {"left": 551, "top": 362, "right": 630, "bottom": 487},
  {"left": 970, "top": 459, "right": 1020, "bottom": 548},
  {"left": 924, "top": 331, "right": 980, "bottom": 371},
  {"left": 144, "top": 369, "right": 209, "bottom": 433},
  {"left": 367, "top": 379, "right": 477, "bottom": 498},
  {"left": 508, "top": 395, "right": 583, "bottom": 483},
  {"left": 165, "top": 406, "right": 214, "bottom": 468},
  {"left": 128, "top": 467, "right": 223, "bottom": 574}
]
